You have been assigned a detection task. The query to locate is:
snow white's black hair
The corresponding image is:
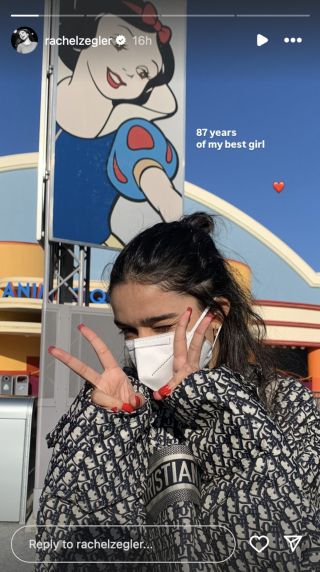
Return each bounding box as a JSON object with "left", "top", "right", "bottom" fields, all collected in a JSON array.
[{"left": 59, "top": 0, "right": 174, "bottom": 107}]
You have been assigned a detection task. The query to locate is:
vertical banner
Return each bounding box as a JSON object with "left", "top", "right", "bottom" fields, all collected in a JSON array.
[{"left": 42, "top": 0, "right": 186, "bottom": 248}]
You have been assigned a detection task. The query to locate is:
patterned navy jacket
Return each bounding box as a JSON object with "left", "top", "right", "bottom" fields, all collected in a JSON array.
[{"left": 36, "top": 365, "right": 320, "bottom": 571}]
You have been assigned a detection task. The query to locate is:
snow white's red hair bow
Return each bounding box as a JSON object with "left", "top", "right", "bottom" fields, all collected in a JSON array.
[{"left": 123, "top": 1, "right": 172, "bottom": 44}]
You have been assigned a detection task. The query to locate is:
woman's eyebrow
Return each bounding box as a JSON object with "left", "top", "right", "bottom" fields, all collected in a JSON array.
[
  {"left": 141, "top": 313, "right": 178, "bottom": 326},
  {"left": 118, "top": 25, "right": 134, "bottom": 37},
  {"left": 114, "top": 313, "right": 178, "bottom": 329},
  {"left": 152, "top": 59, "right": 159, "bottom": 73}
]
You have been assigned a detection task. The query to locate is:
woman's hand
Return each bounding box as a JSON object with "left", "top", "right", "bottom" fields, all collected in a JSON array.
[
  {"left": 153, "top": 308, "right": 215, "bottom": 400},
  {"left": 48, "top": 324, "right": 145, "bottom": 412}
]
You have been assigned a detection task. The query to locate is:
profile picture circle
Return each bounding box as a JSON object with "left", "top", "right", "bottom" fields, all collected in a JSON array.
[{"left": 11, "top": 27, "right": 38, "bottom": 54}]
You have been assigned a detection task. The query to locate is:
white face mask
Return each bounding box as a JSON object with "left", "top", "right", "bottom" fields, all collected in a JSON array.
[{"left": 125, "top": 307, "right": 222, "bottom": 390}]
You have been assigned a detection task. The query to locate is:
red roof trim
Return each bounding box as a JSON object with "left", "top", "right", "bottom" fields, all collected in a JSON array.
[
  {"left": 0, "top": 241, "right": 41, "bottom": 246},
  {"left": 254, "top": 300, "right": 320, "bottom": 312},
  {"left": 264, "top": 340, "right": 320, "bottom": 348},
  {"left": 265, "top": 320, "right": 320, "bottom": 330}
]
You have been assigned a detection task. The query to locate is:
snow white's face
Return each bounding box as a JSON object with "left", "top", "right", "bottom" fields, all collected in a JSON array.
[{"left": 82, "top": 16, "right": 163, "bottom": 101}]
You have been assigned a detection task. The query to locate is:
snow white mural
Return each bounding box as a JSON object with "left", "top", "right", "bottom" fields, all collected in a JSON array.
[{"left": 52, "top": 0, "right": 184, "bottom": 247}]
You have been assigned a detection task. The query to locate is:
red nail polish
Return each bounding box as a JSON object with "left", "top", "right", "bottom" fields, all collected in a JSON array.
[
  {"left": 158, "top": 384, "right": 171, "bottom": 397},
  {"left": 135, "top": 395, "right": 142, "bottom": 407},
  {"left": 48, "top": 346, "right": 55, "bottom": 354},
  {"left": 77, "top": 323, "right": 85, "bottom": 331},
  {"left": 122, "top": 403, "right": 134, "bottom": 413},
  {"left": 111, "top": 407, "right": 118, "bottom": 412}
]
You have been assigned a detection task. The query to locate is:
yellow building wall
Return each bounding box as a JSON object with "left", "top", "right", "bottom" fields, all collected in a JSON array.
[
  {"left": 308, "top": 348, "right": 320, "bottom": 393},
  {"left": 0, "top": 334, "right": 40, "bottom": 372},
  {"left": 228, "top": 260, "right": 252, "bottom": 294},
  {"left": 0, "top": 242, "right": 44, "bottom": 277},
  {"left": 0, "top": 311, "right": 41, "bottom": 323}
]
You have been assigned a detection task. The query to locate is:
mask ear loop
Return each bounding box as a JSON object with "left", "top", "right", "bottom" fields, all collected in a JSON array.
[
  {"left": 213, "top": 323, "right": 222, "bottom": 346},
  {"left": 210, "top": 298, "right": 224, "bottom": 359},
  {"left": 212, "top": 297, "right": 224, "bottom": 337}
]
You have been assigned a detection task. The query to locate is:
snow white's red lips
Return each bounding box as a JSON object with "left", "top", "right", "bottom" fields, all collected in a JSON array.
[{"left": 106, "top": 67, "right": 127, "bottom": 88}]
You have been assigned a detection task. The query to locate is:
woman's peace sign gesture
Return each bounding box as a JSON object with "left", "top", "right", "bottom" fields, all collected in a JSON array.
[{"left": 48, "top": 324, "right": 144, "bottom": 412}]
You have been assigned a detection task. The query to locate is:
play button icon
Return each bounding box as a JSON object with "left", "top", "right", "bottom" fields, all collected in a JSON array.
[{"left": 257, "top": 34, "right": 269, "bottom": 47}]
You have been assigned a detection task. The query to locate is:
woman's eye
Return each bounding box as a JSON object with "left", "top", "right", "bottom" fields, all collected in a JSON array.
[
  {"left": 118, "top": 329, "right": 135, "bottom": 339},
  {"left": 154, "top": 325, "right": 173, "bottom": 333},
  {"left": 119, "top": 325, "right": 173, "bottom": 337},
  {"left": 113, "top": 41, "right": 127, "bottom": 51},
  {"left": 137, "top": 66, "right": 150, "bottom": 80}
]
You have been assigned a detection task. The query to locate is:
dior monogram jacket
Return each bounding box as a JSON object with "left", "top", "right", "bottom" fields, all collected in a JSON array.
[{"left": 36, "top": 365, "right": 320, "bottom": 571}]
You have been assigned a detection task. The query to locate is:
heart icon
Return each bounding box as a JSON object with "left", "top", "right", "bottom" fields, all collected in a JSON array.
[
  {"left": 273, "top": 181, "right": 285, "bottom": 193},
  {"left": 249, "top": 535, "right": 269, "bottom": 553}
]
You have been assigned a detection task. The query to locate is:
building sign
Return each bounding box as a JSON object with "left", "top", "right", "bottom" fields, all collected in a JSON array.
[{"left": 1, "top": 282, "right": 109, "bottom": 304}]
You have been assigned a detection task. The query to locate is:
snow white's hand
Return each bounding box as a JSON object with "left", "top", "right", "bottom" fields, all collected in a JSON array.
[
  {"left": 48, "top": 324, "right": 145, "bottom": 412},
  {"left": 153, "top": 308, "right": 214, "bottom": 400}
]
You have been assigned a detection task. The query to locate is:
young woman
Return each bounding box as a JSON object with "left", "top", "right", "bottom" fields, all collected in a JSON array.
[
  {"left": 54, "top": 0, "right": 181, "bottom": 247},
  {"left": 36, "top": 213, "right": 320, "bottom": 570},
  {"left": 13, "top": 28, "right": 38, "bottom": 54}
]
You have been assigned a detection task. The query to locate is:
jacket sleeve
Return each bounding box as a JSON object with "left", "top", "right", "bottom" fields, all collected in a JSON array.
[
  {"left": 36, "top": 377, "right": 153, "bottom": 568},
  {"left": 268, "top": 374, "right": 320, "bottom": 510},
  {"left": 157, "top": 365, "right": 320, "bottom": 571},
  {"left": 36, "top": 373, "right": 204, "bottom": 571}
]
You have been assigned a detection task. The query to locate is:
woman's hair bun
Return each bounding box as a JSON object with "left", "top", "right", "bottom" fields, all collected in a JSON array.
[{"left": 180, "top": 212, "right": 214, "bottom": 235}]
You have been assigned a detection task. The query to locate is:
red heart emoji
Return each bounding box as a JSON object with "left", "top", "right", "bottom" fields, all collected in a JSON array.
[{"left": 273, "top": 181, "right": 285, "bottom": 193}]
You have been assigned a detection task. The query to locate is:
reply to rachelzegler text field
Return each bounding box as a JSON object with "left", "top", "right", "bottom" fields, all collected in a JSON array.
[{"left": 29, "top": 538, "right": 146, "bottom": 552}]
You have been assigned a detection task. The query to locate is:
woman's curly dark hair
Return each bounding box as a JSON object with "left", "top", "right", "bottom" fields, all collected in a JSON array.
[{"left": 107, "top": 212, "right": 277, "bottom": 410}]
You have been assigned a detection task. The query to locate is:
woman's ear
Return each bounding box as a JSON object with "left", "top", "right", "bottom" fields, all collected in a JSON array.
[{"left": 213, "top": 296, "right": 231, "bottom": 319}]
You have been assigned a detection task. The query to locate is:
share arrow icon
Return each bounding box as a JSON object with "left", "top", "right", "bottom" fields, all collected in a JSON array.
[{"left": 284, "top": 535, "right": 303, "bottom": 553}]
